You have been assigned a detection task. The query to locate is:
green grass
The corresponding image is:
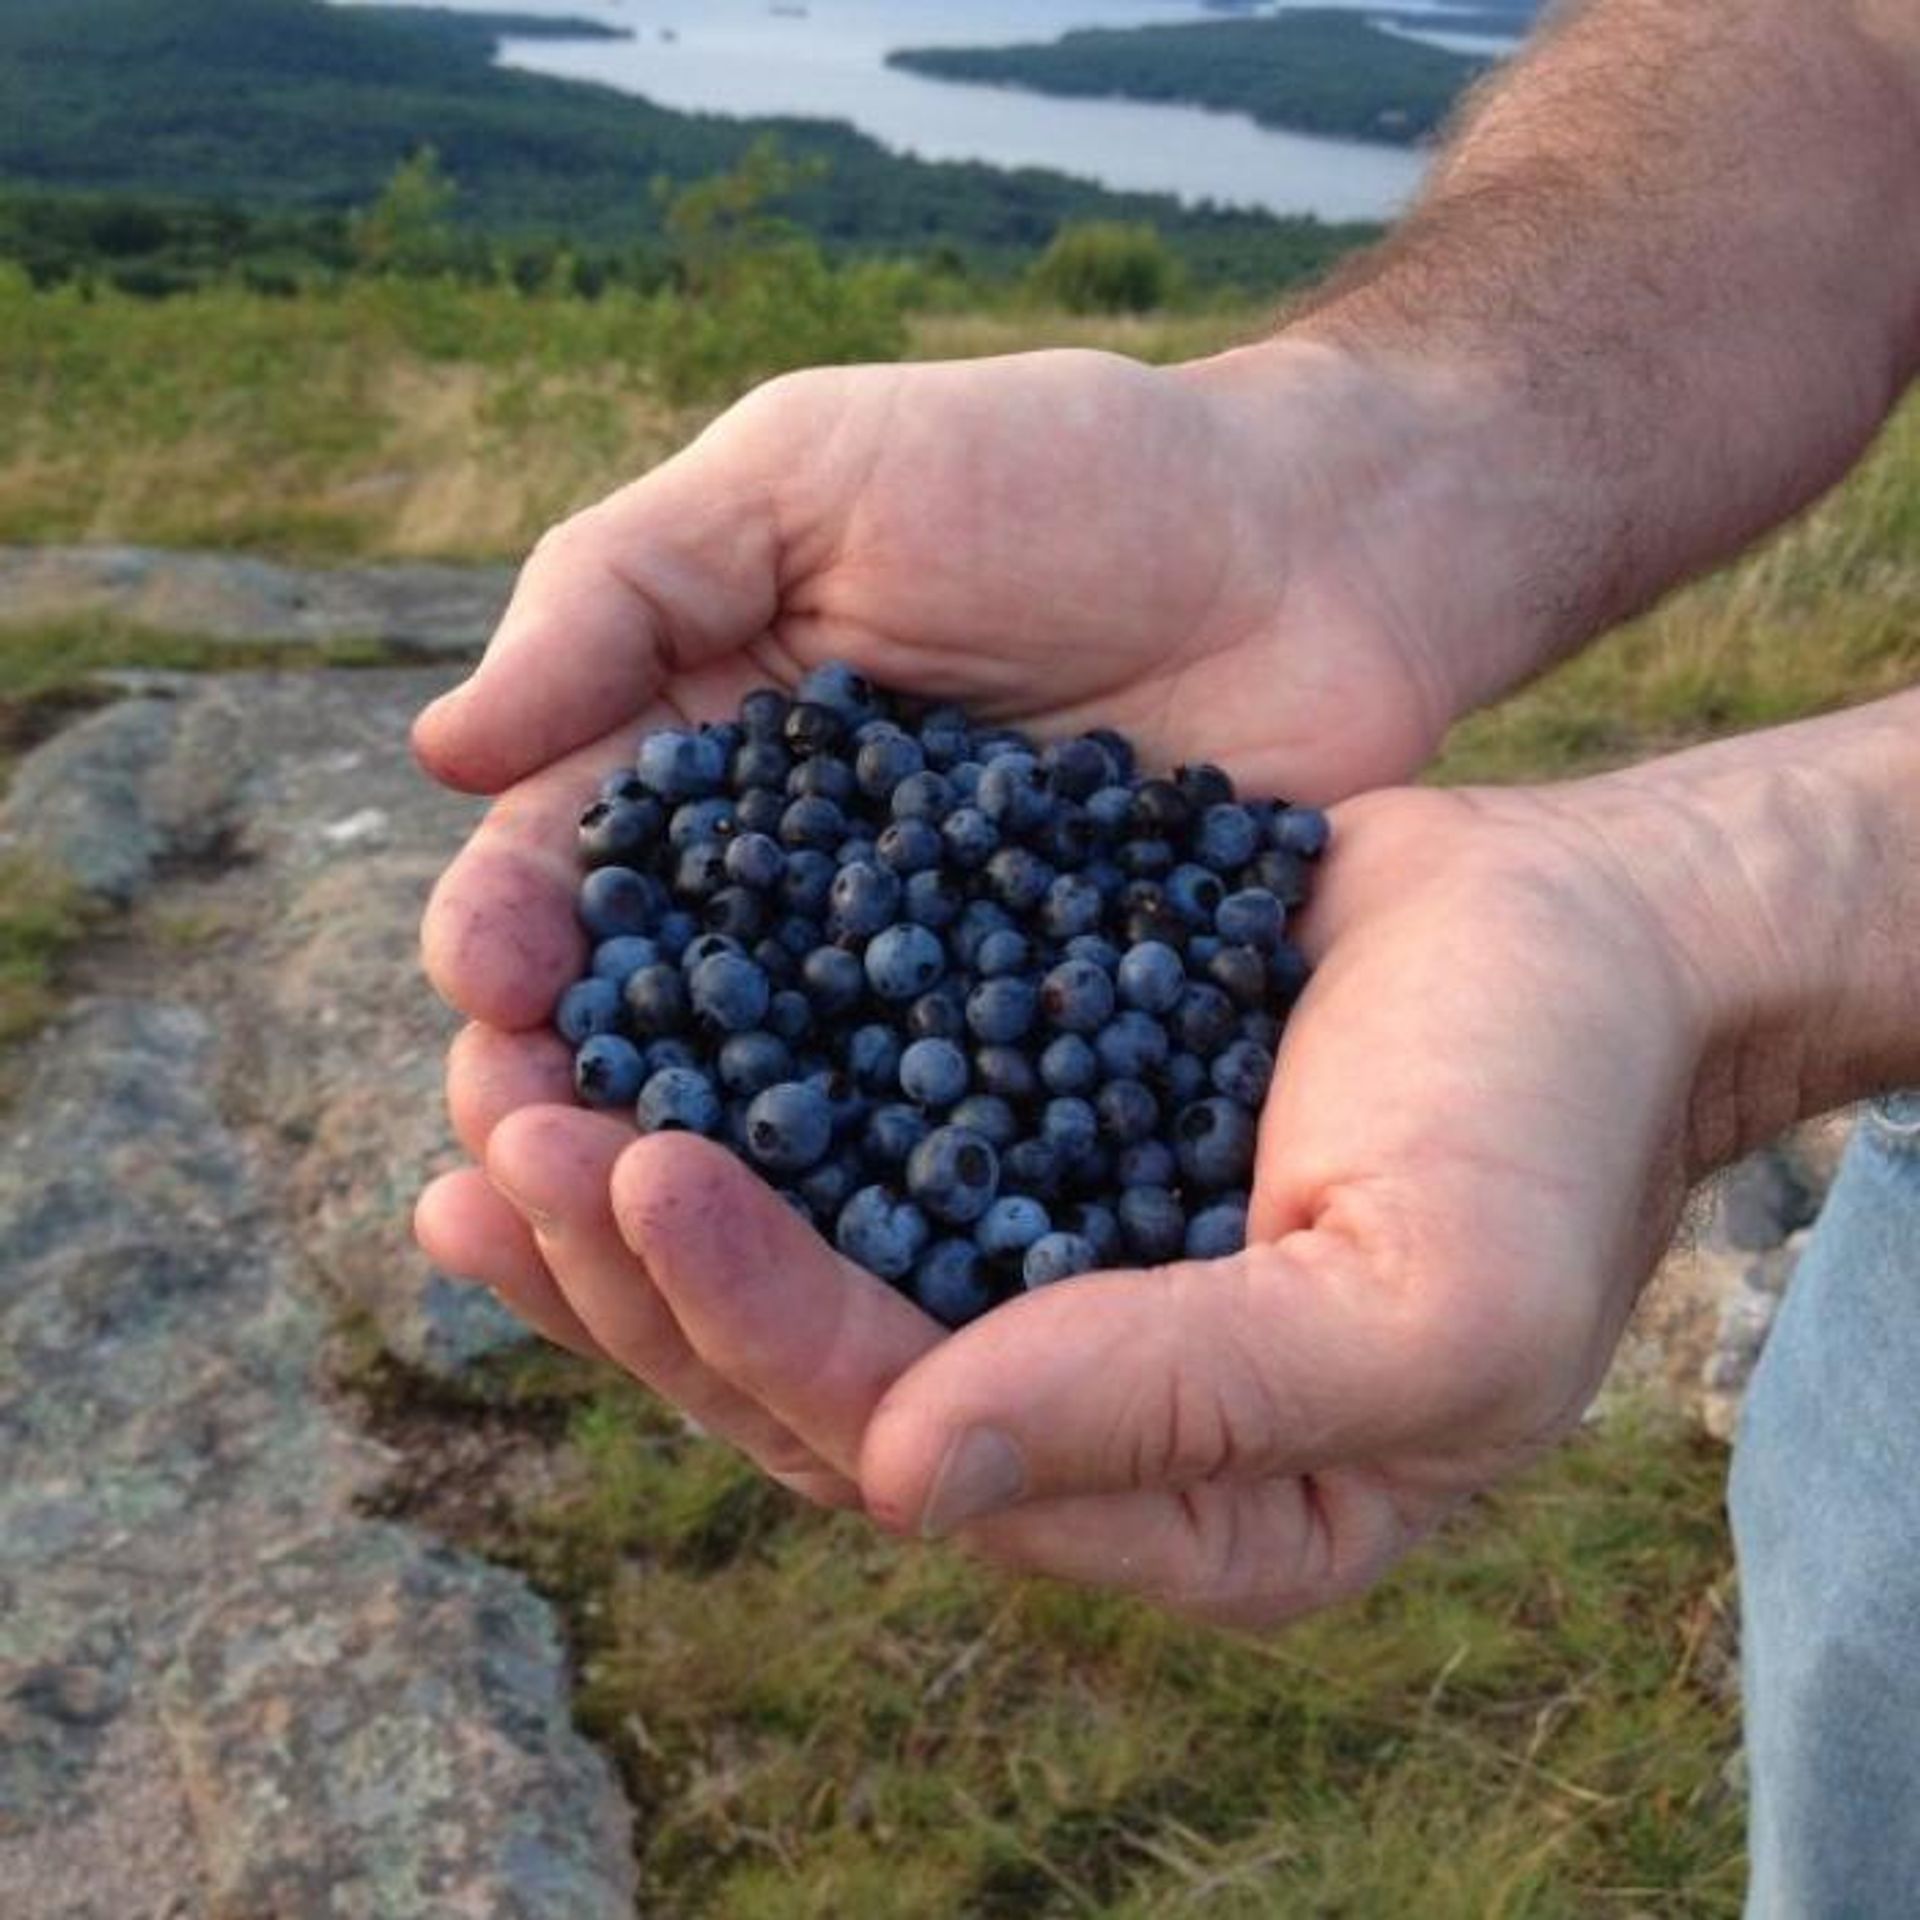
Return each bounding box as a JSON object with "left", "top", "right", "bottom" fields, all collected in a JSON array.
[
  {"left": 0, "top": 852, "right": 95, "bottom": 1049},
  {"left": 472, "top": 1380, "right": 1741, "bottom": 1917}
]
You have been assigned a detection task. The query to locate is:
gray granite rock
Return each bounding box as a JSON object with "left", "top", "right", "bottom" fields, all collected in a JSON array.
[{"left": 0, "top": 544, "right": 510, "bottom": 655}]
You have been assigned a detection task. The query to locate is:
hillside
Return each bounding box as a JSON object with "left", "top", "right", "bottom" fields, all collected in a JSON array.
[
  {"left": 890, "top": 9, "right": 1494, "bottom": 148},
  {"left": 0, "top": 0, "right": 1371, "bottom": 288}
]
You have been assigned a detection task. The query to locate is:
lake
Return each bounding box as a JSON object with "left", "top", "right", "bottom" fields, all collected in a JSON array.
[{"left": 337, "top": 0, "right": 1510, "bottom": 222}]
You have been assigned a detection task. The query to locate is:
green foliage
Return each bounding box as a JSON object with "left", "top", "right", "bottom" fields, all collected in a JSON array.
[
  {"left": 891, "top": 9, "right": 1490, "bottom": 147},
  {"left": 0, "top": 0, "right": 1375, "bottom": 296},
  {"left": 350, "top": 146, "right": 459, "bottom": 276},
  {"left": 1029, "top": 221, "right": 1183, "bottom": 315}
]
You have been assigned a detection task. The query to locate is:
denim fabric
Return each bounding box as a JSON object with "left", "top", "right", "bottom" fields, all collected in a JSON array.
[{"left": 1731, "top": 1095, "right": 1920, "bottom": 1918}]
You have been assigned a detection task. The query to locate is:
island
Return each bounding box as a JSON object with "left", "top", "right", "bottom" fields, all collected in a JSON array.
[{"left": 888, "top": 9, "right": 1496, "bottom": 148}]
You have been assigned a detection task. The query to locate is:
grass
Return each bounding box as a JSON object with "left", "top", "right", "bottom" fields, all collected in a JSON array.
[
  {"left": 0, "top": 852, "right": 95, "bottom": 1049},
  {"left": 461, "top": 1378, "right": 1742, "bottom": 1918}
]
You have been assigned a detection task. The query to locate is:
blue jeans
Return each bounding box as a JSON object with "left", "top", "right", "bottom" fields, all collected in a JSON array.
[{"left": 1731, "top": 1094, "right": 1920, "bottom": 1918}]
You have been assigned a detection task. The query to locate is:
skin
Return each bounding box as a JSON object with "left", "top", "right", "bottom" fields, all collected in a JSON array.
[{"left": 413, "top": 0, "right": 1920, "bottom": 1622}]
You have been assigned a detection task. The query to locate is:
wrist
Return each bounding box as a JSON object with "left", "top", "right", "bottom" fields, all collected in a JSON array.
[
  {"left": 1556, "top": 693, "right": 1920, "bottom": 1172},
  {"left": 1176, "top": 333, "right": 1628, "bottom": 733}
]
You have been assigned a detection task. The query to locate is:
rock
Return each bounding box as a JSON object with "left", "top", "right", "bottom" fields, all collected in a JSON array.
[
  {"left": 1710, "top": 1148, "right": 1818, "bottom": 1252},
  {"left": 0, "top": 545, "right": 511, "bottom": 655},
  {"left": 1700, "top": 1238, "right": 1807, "bottom": 1442},
  {"left": 163, "top": 1527, "right": 634, "bottom": 1920}
]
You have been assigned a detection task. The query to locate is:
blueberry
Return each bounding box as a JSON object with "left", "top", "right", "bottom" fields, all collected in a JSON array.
[
  {"left": 735, "top": 786, "right": 787, "bottom": 837},
  {"left": 795, "top": 1154, "right": 862, "bottom": 1223},
  {"left": 668, "top": 797, "right": 737, "bottom": 851},
  {"left": 865, "top": 923, "right": 947, "bottom": 1001},
  {"left": 975, "top": 928, "right": 1032, "bottom": 979},
  {"left": 717, "top": 1031, "right": 794, "bottom": 1098},
  {"left": 788, "top": 753, "right": 857, "bottom": 805},
  {"left": 1061, "top": 1200, "right": 1123, "bottom": 1264},
  {"left": 1086, "top": 728, "right": 1136, "bottom": 783},
  {"left": 829, "top": 861, "right": 902, "bottom": 943},
  {"left": 836, "top": 1186, "right": 931, "bottom": 1281},
  {"left": 1040, "top": 959, "right": 1116, "bottom": 1035},
  {"left": 866, "top": 1102, "right": 932, "bottom": 1167},
  {"left": 975, "top": 726, "right": 1036, "bottom": 763},
  {"left": 806, "top": 1068, "right": 870, "bottom": 1139},
  {"left": 1270, "top": 806, "right": 1331, "bottom": 859},
  {"left": 951, "top": 899, "right": 1014, "bottom": 967},
  {"left": 941, "top": 806, "right": 999, "bottom": 870},
  {"left": 739, "top": 687, "right": 790, "bottom": 740},
  {"left": 599, "top": 767, "right": 651, "bottom": 806},
  {"left": 574, "top": 1034, "right": 645, "bottom": 1108},
  {"left": 856, "top": 727, "right": 926, "bottom": 797},
  {"left": 646, "top": 1037, "right": 700, "bottom": 1075},
  {"left": 1116, "top": 940, "right": 1186, "bottom": 1015},
  {"left": 1207, "top": 944, "right": 1269, "bottom": 1012},
  {"left": 1213, "top": 889, "right": 1283, "bottom": 950},
  {"left": 907, "top": 987, "right": 967, "bottom": 1043},
  {"left": 1118, "top": 1186, "right": 1187, "bottom": 1264},
  {"left": 892, "top": 770, "right": 958, "bottom": 823},
  {"left": 624, "top": 963, "right": 690, "bottom": 1037},
  {"left": 722, "top": 831, "right": 785, "bottom": 892},
  {"left": 1165, "top": 863, "right": 1226, "bottom": 927},
  {"left": 801, "top": 946, "right": 867, "bottom": 1017},
  {"left": 984, "top": 847, "right": 1054, "bottom": 915},
  {"left": 1041, "top": 735, "right": 1115, "bottom": 800},
  {"left": 1035, "top": 804, "right": 1095, "bottom": 871},
  {"left": 1158, "top": 1050, "right": 1209, "bottom": 1108},
  {"left": 1195, "top": 803, "right": 1260, "bottom": 870},
  {"left": 1095, "top": 1077, "right": 1159, "bottom": 1145},
  {"left": 1175, "top": 762, "right": 1237, "bottom": 810},
  {"left": 1171, "top": 982, "right": 1238, "bottom": 1057},
  {"left": 636, "top": 729, "right": 727, "bottom": 801},
  {"left": 1001, "top": 1136, "right": 1064, "bottom": 1200},
  {"left": 732, "top": 738, "right": 791, "bottom": 791},
  {"left": 1130, "top": 779, "right": 1190, "bottom": 836},
  {"left": 1095, "top": 1010, "right": 1170, "bottom": 1080},
  {"left": 1211, "top": 1039, "right": 1274, "bottom": 1108},
  {"left": 978, "top": 754, "right": 1053, "bottom": 833},
  {"left": 1118, "top": 836, "right": 1176, "bottom": 882},
  {"left": 780, "top": 848, "right": 836, "bottom": 918},
  {"left": 916, "top": 708, "right": 973, "bottom": 770},
  {"left": 1040, "top": 873, "right": 1104, "bottom": 941},
  {"left": 578, "top": 795, "right": 664, "bottom": 867},
  {"left": 556, "top": 976, "right": 624, "bottom": 1045},
  {"left": 766, "top": 988, "right": 813, "bottom": 1044},
  {"left": 1065, "top": 934, "right": 1123, "bottom": 973},
  {"left": 591, "top": 935, "right": 660, "bottom": 986},
  {"left": 904, "top": 868, "right": 965, "bottom": 929},
  {"left": 706, "top": 887, "right": 768, "bottom": 941},
  {"left": 967, "top": 977, "right": 1039, "bottom": 1046},
  {"left": 1123, "top": 889, "right": 1189, "bottom": 949},
  {"left": 783, "top": 701, "right": 851, "bottom": 759},
  {"left": 796, "top": 662, "right": 877, "bottom": 722},
  {"left": 906, "top": 1125, "right": 1001, "bottom": 1226},
  {"left": 653, "top": 910, "right": 698, "bottom": 961},
  {"left": 744, "top": 1081, "right": 835, "bottom": 1173},
  {"left": 579, "top": 866, "right": 664, "bottom": 941},
  {"left": 1249, "top": 848, "right": 1311, "bottom": 907},
  {"left": 847, "top": 1023, "right": 904, "bottom": 1095},
  {"left": 780, "top": 795, "right": 845, "bottom": 851},
  {"left": 1186, "top": 1198, "right": 1250, "bottom": 1260},
  {"left": 674, "top": 843, "right": 731, "bottom": 901},
  {"left": 1240, "top": 1010, "right": 1281, "bottom": 1053},
  {"left": 975, "top": 1195, "right": 1052, "bottom": 1262},
  {"left": 1117, "top": 1138, "right": 1177, "bottom": 1188},
  {"left": 1085, "top": 785, "right": 1134, "bottom": 838},
  {"left": 949, "top": 1094, "right": 1019, "bottom": 1150},
  {"left": 1175, "top": 1098, "right": 1257, "bottom": 1191},
  {"left": 1186, "top": 935, "right": 1223, "bottom": 970},
  {"left": 1040, "top": 1096, "right": 1099, "bottom": 1161},
  {"left": 1023, "top": 1233, "right": 1099, "bottom": 1288},
  {"left": 637, "top": 1066, "right": 722, "bottom": 1137},
  {"left": 912, "top": 1239, "right": 995, "bottom": 1328},
  {"left": 681, "top": 932, "right": 745, "bottom": 972},
  {"left": 878, "top": 818, "right": 943, "bottom": 876},
  {"left": 973, "top": 1044, "right": 1038, "bottom": 1103},
  {"left": 1039, "top": 1033, "right": 1100, "bottom": 1096}
]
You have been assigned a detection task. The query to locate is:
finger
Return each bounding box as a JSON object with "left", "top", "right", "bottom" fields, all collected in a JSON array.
[
  {"left": 957, "top": 1465, "right": 1431, "bottom": 1631},
  {"left": 488, "top": 1105, "right": 860, "bottom": 1506},
  {"left": 413, "top": 1167, "right": 607, "bottom": 1361},
  {"left": 447, "top": 1021, "right": 576, "bottom": 1161},
  {"left": 858, "top": 1232, "right": 1477, "bottom": 1539},
  {"left": 412, "top": 431, "right": 785, "bottom": 794},
  {"left": 611, "top": 1131, "right": 942, "bottom": 1480}
]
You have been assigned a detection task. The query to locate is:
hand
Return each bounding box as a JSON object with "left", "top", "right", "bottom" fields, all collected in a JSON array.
[{"left": 418, "top": 763, "right": 1745, "bottom": 1626}]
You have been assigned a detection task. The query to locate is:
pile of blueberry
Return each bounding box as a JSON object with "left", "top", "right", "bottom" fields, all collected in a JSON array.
[{"left": 554, "top": 664, "right": 1327, "bottom": 1329}]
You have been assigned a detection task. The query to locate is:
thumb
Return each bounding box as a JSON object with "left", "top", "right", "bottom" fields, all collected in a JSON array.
[
  {"left": 858, "top": 1227, "right": 1486, "bottom": 1539},
  {"left": 412, "top": 410, "right": 785, "bottom": 795}
]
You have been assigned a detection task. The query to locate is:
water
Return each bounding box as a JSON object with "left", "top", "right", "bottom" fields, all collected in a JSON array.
[{"left": 338, "top": 0, "right": 1507, "bottom": 222}]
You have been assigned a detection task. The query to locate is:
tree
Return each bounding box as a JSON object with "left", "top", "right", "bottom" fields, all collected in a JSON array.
[{"left": 350, "top": 146, "right": 458, "bottom": 275}]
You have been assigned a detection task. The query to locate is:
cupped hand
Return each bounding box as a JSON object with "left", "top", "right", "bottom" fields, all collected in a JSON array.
[{"left": 420, "top": 767, "right": 1725, "bottom": 1627}]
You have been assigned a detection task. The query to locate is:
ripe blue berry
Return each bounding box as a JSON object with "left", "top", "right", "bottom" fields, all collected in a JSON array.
[
  {"left": 1185, "top": 1198, "right": 1250, "bottom": 1259},
  {"left": 578, "top": 795, "right": 664, "bottom": 867},
  {"left": 975, "top": 1194, "right": 1052, "bottom": 1262},
  {"left": 743, "top": 1081, "right": 834, "bottom": 1174},
  {"left": 689, "top": 952, "right": 771, "bottom": 1034},
  {"left": 1175, "top": 1098, "right": 1256, "bottom": 1191},
  {"left": 1216, "top": 888, "right": 1284, "bottom": 951},
  {"left": 949, "top": 1094, "right": 1019, "bottom": 1149},
  {"left": 967, "top": 977, "right": 1038, "bottom": 1046},
  {"left": 1116, "top": 940, "right": 1185, "bottom": 1014},
  {"left": 724, "top": 831, "right": 786, "bottom": 891},
  {"left": 717, "top": 1031, "right": 793, "bottom": 1098},
  {"left": 801, "top": 946, "right": 866, "bottom": 1017},
  {"left": 556, "top": 976, "right": 624, "bottom": 1045},
  {"left": 940, "top": 806, "right": 999, "bottom": 869},
  {"left": 637, "top": 1066, "right": 723, "bottom": 1137},
  {"left": 865, "top": 1102, "right": 931, "bottom": 1167},
  {"left": 1023, "top": 1232, "right": 1099, "bottom": 1288},
  {"left": 846, "top": 1023, "right": 903, "bottom": 1094},
  {"left": 574, "top": 1034, "right": 645, "bottom": 1109},
  {"left": 1270, "top": 806, "right": 1331, "bottom": 859},
  {"left": 1195, "top": 803, "right": 1260, "bottom": 870},
  {"left": 1040, "top": 959, "right": 1116, "bottom": 1035},
  {"left": 624, "top": 963, "right": 690, "bottom": 1038},
  {"left": 865, "top": 923, "right": 947, "bottom": 1000},
  {"left": 591, "top": 935, "right": 661, "bottom": 986},
  {"left": 828, "top": 861, "right": 902, "bottom": 942},
  {"left": 1211, "top": 1038, "right": 1275, "bottom": 1109},
  {"left": 636, "top": 729, "right": 727, "bottom": 801},
  {"left": 912, "top": 1239, "right": 995, "bottom": 1328},
  {"left": 836, "top": 1186, "right": 930, "bottom": 1280},
  {"left": 579, "top": 866, "right": 665, "bottom": 941},
  {"left": 1118, "top": 1186, "right": 1186, "bottom": 1264}
]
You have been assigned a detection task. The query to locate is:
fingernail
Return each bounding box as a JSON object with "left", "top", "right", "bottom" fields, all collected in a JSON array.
[{"left": 920, "top": 1427, "right": 1026, "bottom": 1540}]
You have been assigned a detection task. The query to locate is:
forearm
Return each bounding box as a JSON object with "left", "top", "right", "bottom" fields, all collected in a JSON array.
[
  {"left": 1567, "top": 689, "right": 1920, "bottom": 1171},
  {"left": 1211, "top": 0, "right": 1920, "bottom": 722}
]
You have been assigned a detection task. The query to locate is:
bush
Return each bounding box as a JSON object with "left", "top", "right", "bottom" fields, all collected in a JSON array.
[{"left": 1029, "top": 220, "right": 1182, "bottom": 314}]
